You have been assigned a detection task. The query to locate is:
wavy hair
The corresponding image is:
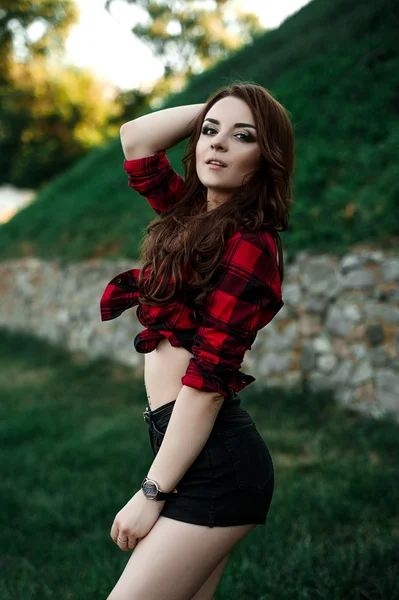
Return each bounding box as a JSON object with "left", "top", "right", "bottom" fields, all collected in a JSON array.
[{"left": 137, "top": 82, "right": 295, "bottom": 309}]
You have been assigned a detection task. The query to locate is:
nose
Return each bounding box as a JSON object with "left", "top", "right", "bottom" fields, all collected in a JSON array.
[
  {"left": 211, "top": 139, "right": 226, "bottom": 151},
  {"left": 210, "top": 132, "right": 227, "bottom": 151}
]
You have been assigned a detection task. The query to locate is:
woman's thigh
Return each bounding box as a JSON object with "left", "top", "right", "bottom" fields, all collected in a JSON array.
[
  {"left": 190, "top": 555, "right": 229, "bottom": 600},
  {"left": 106, "top": 515, "right": 256, "bottom": 600}
]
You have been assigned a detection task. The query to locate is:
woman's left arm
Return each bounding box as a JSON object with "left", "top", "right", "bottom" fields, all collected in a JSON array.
[
  {"left": 145, "top": 232, "right": 283, "bottom": 492},
  {"left": 147, "top": 230, "right": 284, "bottom": 491},
  {"left": 146, "top": 385, "right": 225, "bottom": 491},
  {"left": 110, "top": 387, "right": 223, "bottom": 550}
]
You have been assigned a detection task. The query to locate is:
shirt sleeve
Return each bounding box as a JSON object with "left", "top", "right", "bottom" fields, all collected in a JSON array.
[
  {"left": 99, "top": 267, "right": 141, "bottom": 321},
  {"left": 181, "top": 231, "right": 284, "bottom": 398},
  {"left": 123, "top": 150, "right": 185, "bottom": 214}
]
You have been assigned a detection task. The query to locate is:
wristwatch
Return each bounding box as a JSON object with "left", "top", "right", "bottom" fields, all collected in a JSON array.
[{"left": 141, "top": 477, "right": 178, "bottom": 501}]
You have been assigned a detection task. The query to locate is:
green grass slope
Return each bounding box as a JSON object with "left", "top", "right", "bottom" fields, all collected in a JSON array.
[
  {"left": 1, "top": 326, "right": 398, "bottom": 598},
  {"left": 0, "top": 0, "right": 398, "bottom": 262}
]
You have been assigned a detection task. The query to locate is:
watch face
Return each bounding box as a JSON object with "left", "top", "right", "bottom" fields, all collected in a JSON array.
[{"left": 142, "top": 480, "right": 158, "bottom": 499}]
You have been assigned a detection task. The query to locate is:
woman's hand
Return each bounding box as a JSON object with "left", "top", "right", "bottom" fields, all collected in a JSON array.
[{"left": 110, "top": 490, "right": 165, "bottom": 551}]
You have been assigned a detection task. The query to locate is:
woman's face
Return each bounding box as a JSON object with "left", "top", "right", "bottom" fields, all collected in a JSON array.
[{"left": 196, "top": 96, "right": 262, "bottom": 210}]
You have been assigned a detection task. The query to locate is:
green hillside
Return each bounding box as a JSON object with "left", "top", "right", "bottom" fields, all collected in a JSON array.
[{"left": 0, "top": 0, "right": 398, "bottom": 262}]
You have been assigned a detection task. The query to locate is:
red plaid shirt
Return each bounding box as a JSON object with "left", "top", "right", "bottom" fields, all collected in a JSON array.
[{"left": 100, "top": 150, "right": 284, "bottom": 398}]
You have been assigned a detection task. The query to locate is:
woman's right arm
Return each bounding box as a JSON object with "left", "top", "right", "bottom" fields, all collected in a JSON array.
[{"left": 120, "top": 104, "right": 205, "bottom": 160}]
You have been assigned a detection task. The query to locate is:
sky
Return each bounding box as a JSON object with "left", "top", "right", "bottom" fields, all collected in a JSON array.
[{"left": 65, "top": 0, "right": 312, "bottom": 91}]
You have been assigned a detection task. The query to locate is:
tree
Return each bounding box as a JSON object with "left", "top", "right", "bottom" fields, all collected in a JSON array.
[
  {"left": 0, "top": 58, "right": 122, "bottom": 188},
  {"left": 0, "top": 0, "right": 78, "bottom": 83},
  {"left": 0, "top": 1, "right": 124, "bottom": 188},
  {"left": 105, "top": 0, "right": 263, "bottom": 78}
]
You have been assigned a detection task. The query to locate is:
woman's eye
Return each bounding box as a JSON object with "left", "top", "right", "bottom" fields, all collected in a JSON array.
[
  {"left": 201, "top": 126, "right": 254, "bottom": 142},
  {"left": 201, "top": 126, "right": 215, "bottom": 135}
]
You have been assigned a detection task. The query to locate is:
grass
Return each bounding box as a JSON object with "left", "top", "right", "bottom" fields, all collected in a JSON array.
[{"left": 0, "top": 326, "right": 398, "bottom": 599}]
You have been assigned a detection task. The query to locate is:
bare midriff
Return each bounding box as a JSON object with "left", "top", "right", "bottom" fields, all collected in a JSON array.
[{"left": 144, "top": 337, "right": 194, "bottom": 411}]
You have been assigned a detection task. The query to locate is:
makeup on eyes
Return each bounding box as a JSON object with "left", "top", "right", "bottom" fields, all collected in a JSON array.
[{"left": 201, "top": 125, "right": 256, "bottom": 142}]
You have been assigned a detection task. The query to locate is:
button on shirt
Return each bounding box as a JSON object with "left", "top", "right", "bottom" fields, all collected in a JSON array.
[{"left": 100, "top": 150, "right": 284, "bottom": 399}]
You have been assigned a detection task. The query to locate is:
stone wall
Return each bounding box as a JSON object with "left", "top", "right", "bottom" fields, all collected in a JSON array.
[{"left": 0, "top": 249, "right": 398, "bottom": 420}]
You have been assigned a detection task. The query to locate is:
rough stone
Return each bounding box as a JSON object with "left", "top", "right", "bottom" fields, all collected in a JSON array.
[
  {"left": 303, "top": 297, "right": 328, "bottom": 314},
  {"left": 270, "top": 321, "right": 299, "bottom": 352},
  {"left": 345, "top": 324, "right": 366, "bottom": 341},
  {"left": 317, "top": 354, "right": 338, "bottom": 373},
  {"left": 341, "top": 269, "right": 376, "bottom": 290},
  {"left": 340, "top": 255, "right": 367, "bottom": 273},
  {"left": 386, "top": 286, "right": 399, "bottom": 302},
  {"left": 308, "top": 371, "right": 333, "bottom": 392},
  {"left": 282, "top": 283, "right": 301, "bottom": 308},
  {"left": 364, "top": 303, "right": 399, "bottom": 324},
  {"left": 331, "top": 338, "right": 351, "bottom": 359},
  {"left": 299, "top": 313, "right": 322, "bottom": 337},
  {"left": 381, "top": 260, "right": 399, "bottom": 282},
  {"left": 313, "top": 335, "right": 333, "bottom": 354},
  {"left": 351, "top": 343, "right": 369, "bottom": 361},
  {"left": 300, "top": 344, "right": 316, "bottom": 372},
  {"left": 369, "top": 347, "right": 389, "bottom": 367},
  {"left": 341, "top": 303, "right": 364, "bottom": 323},
  {"left": 286, "top": 263, "right": 301, "bottom": 278},
  {"left": 363, "top": 250, "right": 384, "bottom": 263},
  {"left": 261, "top": 352, "right": 292, "bottom": 375},
  {"left": 329, "top": 359, "right": 354, "bottom": 386},
  {"left": 352, "top": 360, "right": 373, "bottom": 385},
  {"left": 301, "top": 257, "right": 342, "bottom": 298},
  {"left": 375, "top": 369, "right": 399, "bottom": 396},
  {"left": 366, "top": 324, "right": 385, "bottom": 347},
  {"left": 326, "top": 305, "right": 351, "bottom": 337},
  {"left": 256, "top": 356, "right": 272, "bottom": 377},
  {"left": 390, "top": 357, "right": 399, "bottom": 372},
  {"left": 296, "top": 251, "right": 310, "bottom": 265},
  {"left": 375, "top": 369, "right": 399, "bottom": 415}
]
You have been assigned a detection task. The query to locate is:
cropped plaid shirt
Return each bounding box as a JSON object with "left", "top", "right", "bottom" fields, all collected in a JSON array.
[{"left": 100, "top": 150, "right": 284, "bottom": 399}]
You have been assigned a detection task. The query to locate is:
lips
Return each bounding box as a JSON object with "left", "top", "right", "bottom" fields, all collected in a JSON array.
[{"left": 206, "top": 158, "right": 227, "bottom": 167}]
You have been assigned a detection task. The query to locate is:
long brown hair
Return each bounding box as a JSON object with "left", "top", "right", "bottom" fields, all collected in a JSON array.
[{"left": 137, "top": 82, "right": 295, "bottom": 309}]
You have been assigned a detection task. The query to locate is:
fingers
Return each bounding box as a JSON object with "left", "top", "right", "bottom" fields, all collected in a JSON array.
[
  {"left": 110, "top": 521, "right": 139, "bottom": 552},
  {"left": 117, "top": 535, "right": 129, "bottom": 550},
  {"left": 128, "top": 535, "right": 139, "bottom": 550},
  {"left": 110, "top": 522, "right": 119, "bottom": 544}
]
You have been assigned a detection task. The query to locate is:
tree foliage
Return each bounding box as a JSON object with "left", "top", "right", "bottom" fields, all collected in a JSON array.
[
  {"left": 0, "top": 1, "right": 123, "bottom": 188},
  {"left": 0, "top": 58, "right": 121, "bottom": 187},
  {"left": 105, "top": 0, "right": 263, "bottom": 78},
  {"left": 0, "top": 0, "right": 78, "bottom": 83}
]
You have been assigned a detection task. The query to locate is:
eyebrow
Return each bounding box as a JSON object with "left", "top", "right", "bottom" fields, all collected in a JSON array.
[{"left": 203, "top": 117, "right": 257, "bottom": 130}]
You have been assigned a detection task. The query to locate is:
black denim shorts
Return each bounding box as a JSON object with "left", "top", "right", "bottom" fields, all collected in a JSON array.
[{"left": 143, "top": 388, "right": 274, "bottom": 528}]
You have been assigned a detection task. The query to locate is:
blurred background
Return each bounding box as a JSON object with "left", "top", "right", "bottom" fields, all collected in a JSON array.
[{"left": 0, "top": 0, "right": 398, "bottom": 598}]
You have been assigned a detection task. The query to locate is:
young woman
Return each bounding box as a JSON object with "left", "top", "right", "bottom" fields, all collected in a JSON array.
[{"left": 100, "top": 82, "right": 294, "bottom": 600}]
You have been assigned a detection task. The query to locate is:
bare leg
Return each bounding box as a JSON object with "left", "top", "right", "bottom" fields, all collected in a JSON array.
[
  {"left": 190, "top": 555, "right": 228, "bottom": 600},
  {"left": 107, "top": 515, "right": 256, "bottom": 600}
]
